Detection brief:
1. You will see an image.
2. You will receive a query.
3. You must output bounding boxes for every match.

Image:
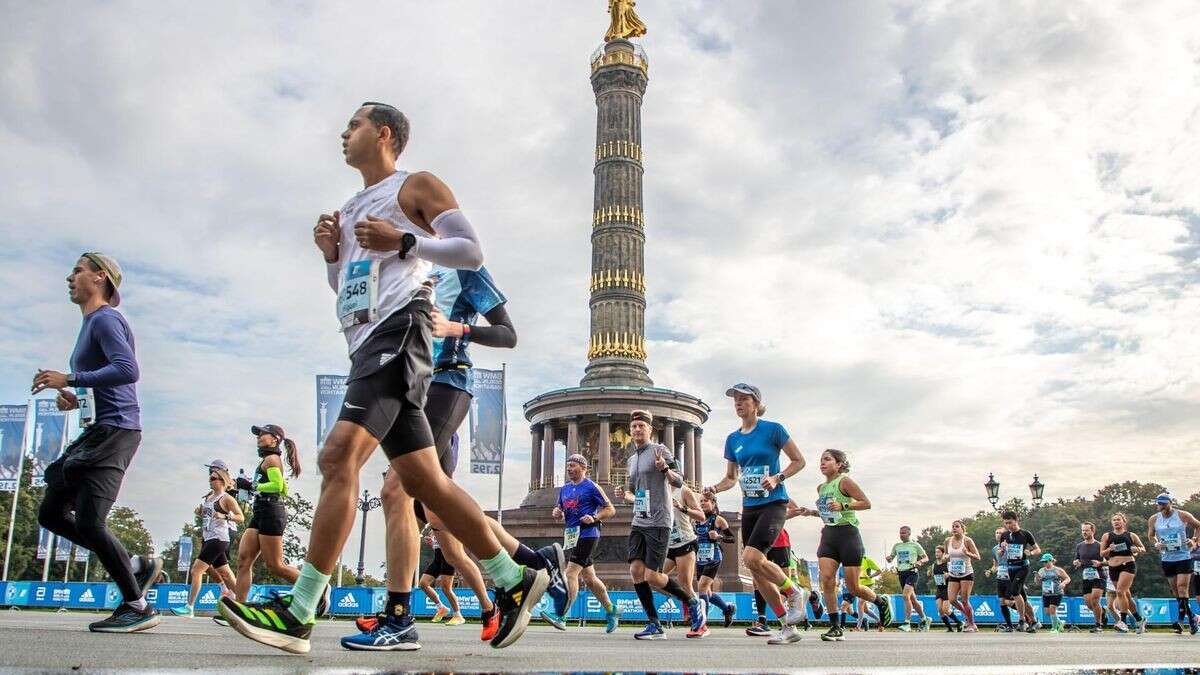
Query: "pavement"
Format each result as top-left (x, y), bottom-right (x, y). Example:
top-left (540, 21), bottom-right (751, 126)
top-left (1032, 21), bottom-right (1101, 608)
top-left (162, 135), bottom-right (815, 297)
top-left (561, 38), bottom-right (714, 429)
top-left (1, 611), bottom-right (1199, 673)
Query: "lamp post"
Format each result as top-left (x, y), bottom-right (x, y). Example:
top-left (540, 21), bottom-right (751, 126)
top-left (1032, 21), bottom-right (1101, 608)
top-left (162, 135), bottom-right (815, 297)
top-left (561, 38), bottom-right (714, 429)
top-left (984, 473), bottom-right (1046, 512)
top-left (355, 488), bottom-right (382, 586)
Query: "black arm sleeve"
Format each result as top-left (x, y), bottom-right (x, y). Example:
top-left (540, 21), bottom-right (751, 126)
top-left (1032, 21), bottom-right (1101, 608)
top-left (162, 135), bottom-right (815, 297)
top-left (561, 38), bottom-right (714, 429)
top-left (468, 304), bottom-right (517, 348)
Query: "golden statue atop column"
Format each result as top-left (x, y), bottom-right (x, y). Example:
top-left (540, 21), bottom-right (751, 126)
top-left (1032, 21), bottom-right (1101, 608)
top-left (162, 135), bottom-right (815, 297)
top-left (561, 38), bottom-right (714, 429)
top-left (605, 0), bottom-right (647, 41)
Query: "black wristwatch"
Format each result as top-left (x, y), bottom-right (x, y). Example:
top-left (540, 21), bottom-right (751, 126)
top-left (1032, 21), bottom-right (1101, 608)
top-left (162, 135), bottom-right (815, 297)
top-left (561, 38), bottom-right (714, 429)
top-left (398, 232), bottom-right (417, 259)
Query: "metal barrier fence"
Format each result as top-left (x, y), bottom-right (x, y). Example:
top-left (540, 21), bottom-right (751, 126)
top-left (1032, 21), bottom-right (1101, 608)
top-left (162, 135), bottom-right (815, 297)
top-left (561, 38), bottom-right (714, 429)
top-left (2, 580), bottom-right (1196, 625)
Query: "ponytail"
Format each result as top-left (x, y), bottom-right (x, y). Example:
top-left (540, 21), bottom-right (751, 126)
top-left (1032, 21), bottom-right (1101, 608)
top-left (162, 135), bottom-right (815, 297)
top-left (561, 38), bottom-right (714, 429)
top-left (283, 438), bottom-right (301, 478)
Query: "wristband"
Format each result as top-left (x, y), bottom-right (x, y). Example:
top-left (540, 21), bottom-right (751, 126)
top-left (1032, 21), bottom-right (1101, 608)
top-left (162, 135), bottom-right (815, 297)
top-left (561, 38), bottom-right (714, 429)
top-left (461, 323), bottom-right (471, 341)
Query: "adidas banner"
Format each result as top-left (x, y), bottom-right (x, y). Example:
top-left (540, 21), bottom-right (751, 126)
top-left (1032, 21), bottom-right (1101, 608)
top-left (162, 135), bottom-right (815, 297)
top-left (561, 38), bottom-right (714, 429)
top-left (315, 374), bottom-right (348, 447)
top-left (468, 368), bottom-right (505, 475)
top-left (0, 404), bottom-right (27, 492)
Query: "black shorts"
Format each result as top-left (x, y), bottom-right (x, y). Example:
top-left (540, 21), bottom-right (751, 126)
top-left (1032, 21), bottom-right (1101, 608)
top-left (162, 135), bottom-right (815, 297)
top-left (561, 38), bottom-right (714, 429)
top-left (198, 538), bottom-right (230, 568)
top-left (1043, 594), bottom-right (1062, 606)
top-left (1080, 578), bottom-right (1105, 594)
top-left (697, 562), bottom-right (722, 579)
top-left (936, 587), bottom-right (948, 601)
top-left (1191, 574), bottom-right (1200, 597)
top-left (337, 300), bottom-right (435, 459)
top-left (44, 425), bottom-right (140, 504)
top-left (249, 498), bottom-right (287, 537)
top-left (1003, 566), bottom-right (1029, 599)
top-left (628, 526), bottom-right (670, 572)
top-left (568, 536), bottom-right (599, 568)
top-left (1109, 561), bottom-right (1136, 582)
top-left (948, 574), bottom-right (974, 583)
top-left (426, 382), bottom-right (470, 477)
top-left (741, 501), bottom-right (787, 553)
top-left (817, 525), bottom-right (865, 566)
top-left (1162, 559), bottom-right (1192, 577)
top-left (767, 545), bottom-right (791, 569)
top-left (424, 549), bottom-right (455, 578)
top-left (667, 540), bottom-right (698, 561)
top-left (899, 570), bottom-right (919, 589)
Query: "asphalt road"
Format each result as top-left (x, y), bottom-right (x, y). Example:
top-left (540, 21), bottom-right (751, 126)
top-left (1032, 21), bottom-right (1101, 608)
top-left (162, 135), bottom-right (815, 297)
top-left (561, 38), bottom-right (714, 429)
top-left (1, 610), bottom-right (1199, 673)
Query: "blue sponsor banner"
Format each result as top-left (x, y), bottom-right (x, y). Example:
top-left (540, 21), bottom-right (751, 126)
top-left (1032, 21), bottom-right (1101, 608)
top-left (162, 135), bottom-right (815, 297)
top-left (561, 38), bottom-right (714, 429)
top-left (30, 399), bottom-right (67, 488)
top-left (177, 537), bottom-right (193, 572)
top-left (37, 528), bottom-right (53, 560)
top-left (468, 369), bottom-right (504, 474)
top-left (193, 583), bottom-right (224, 611)
top-left (0, 404), bottom-right (27, 492)
top-left (315, 375), bottom-right (348, 447)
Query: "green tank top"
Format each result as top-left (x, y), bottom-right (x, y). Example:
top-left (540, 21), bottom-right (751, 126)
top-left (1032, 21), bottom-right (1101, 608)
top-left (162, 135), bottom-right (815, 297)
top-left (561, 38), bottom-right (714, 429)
top-left (816, 473), bottom-right (858, 527)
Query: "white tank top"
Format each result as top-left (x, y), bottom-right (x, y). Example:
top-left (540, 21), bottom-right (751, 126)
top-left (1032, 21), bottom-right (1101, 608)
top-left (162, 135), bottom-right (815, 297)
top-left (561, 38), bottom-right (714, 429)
top-left (331, 170), bottom-right (434, 355)
top-left (201, 493), bottom-right (231, 542)
top-left (947, 536), bottom-right (973, 577)
top-left (668, 488), bottom-right (697, 547)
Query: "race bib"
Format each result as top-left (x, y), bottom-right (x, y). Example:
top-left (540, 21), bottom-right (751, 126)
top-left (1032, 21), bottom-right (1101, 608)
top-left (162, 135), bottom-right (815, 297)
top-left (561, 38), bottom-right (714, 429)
top-left (1042, 579), bottom-right (1056, 594)
top-left (1162, 530), bottom-right (1184, 552)
top-left (76, 387), bottom-right (95, 427)
top-left (564, 526), bottom-right (580, 551)
top-left (1006, 543), bottom-right (1024, 561)
top-left (996, 564), bottom-right (1009, 581)
top-left (1082, 567), bottom-right (1099, 580)
top-left (202, 516), bottom-right (212, 531)
top-left (948, 558), bottom-right (968, 576)
top-left (338, 258), bottom-right (380, 330)
top-left (897, 550), bottom-right (913, 565)
top-left (816, 496), bottom-right (836, 525)
top-left (634, 489), bottom-right (649, 517)
top-left (1111, 542), bottom-right (1128, 554)
top-left (697, 542), bottom-right (715, 564)
top-left (740, 466), bottom-right (769, 499)
top-left (1193, 560), bottom-right (1200, 575)
top-left (934, 573), bottom-right (945, 586)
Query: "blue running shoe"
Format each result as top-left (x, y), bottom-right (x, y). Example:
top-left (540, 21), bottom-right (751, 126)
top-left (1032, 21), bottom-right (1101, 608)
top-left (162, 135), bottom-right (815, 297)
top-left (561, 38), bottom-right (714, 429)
top-left (537, 544), bottom-right (570, 621)
top-left (341, 615), bottom-right (421, 651)
top-left (542, 607), bottom-right (566, 631)
top-left (634, 622), bottom-right (666, 640)
top-left (687, 597), bottom-right (708, 637)
top-left (605, 605), bottom-right (621, 634)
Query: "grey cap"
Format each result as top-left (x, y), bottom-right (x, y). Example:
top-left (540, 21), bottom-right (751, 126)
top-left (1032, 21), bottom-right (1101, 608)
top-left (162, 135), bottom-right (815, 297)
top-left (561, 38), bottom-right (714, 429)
top-left (206, 459), bottom-right (230, 472)
top-left (82, 252), bottom-right (123, 307)
top-left (566, 453), bottom-right (589, 468)
top-left (725, 383), bottom-right (762, 401)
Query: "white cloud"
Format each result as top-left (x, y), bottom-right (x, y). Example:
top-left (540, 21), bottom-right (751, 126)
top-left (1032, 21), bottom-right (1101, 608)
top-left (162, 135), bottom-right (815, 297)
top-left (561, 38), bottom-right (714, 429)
top-left (1, 0), bottom-right (1198, 570)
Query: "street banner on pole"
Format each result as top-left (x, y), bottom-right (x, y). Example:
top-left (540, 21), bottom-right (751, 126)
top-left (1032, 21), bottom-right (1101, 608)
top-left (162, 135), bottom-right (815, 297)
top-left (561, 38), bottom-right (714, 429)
top-left (315, 375), bottom-right (348, 447)
top-left (177, 536), bottom-right (193, 572)
top-left (55, 538), bottom-right (72, 562)
top-left (37, 528), bottom-right (53, 560)
top-left (74, 544), bottom-right (89, 563)
top-left (30, 399), bottom-right (67, 488)
top-left (0, 405), bottom-right (27, 492)
top-left (469, 368), bottom-right (505, 475)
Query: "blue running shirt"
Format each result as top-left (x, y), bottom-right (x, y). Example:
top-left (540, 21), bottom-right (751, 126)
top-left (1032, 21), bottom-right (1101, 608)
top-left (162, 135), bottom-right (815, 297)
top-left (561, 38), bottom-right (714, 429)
top-left (430, 266), bottom-right (506, 393)
top-left (723, 420), bottom-right (790, 508)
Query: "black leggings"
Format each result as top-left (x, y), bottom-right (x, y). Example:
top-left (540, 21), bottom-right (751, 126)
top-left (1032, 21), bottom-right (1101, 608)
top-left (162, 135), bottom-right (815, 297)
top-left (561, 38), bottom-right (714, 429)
top-left (39, 482), bottom-right (138, 601)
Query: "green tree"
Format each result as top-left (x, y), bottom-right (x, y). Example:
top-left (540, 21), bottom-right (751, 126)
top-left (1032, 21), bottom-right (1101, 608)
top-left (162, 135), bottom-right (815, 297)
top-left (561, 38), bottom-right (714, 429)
top-left (0, 462), bottom-right (43, 581)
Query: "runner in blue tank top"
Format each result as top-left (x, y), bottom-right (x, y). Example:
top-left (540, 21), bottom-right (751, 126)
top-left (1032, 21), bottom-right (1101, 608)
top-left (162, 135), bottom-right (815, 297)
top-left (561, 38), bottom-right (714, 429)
top-left (549, 454), bottom-right (619, 632)
top-left (1147, 493), bottom-right (1200, 633)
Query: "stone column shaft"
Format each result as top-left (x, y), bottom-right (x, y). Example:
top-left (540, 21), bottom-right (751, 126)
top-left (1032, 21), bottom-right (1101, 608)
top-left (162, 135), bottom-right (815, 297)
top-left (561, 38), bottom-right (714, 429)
top-left (542, 422), bottom-right (555, 485)
top-left (694, 429), bottom-right (703, 486)
top-left (530, 426), bottom-right (543, 488)
top-left (598, 416), bottom-right (612, 483)
top-left (683, 426), bottom-right (696, 486)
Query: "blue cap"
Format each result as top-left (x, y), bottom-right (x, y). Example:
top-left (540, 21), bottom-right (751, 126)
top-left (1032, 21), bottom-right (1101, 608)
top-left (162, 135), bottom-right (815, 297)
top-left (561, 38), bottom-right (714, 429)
top-left (1040, 553), bottom-right (1054, 563)
top-left (1156, 493), bottom-right (1172, 505)
top-left (725, 383), bottom-right (762, 401)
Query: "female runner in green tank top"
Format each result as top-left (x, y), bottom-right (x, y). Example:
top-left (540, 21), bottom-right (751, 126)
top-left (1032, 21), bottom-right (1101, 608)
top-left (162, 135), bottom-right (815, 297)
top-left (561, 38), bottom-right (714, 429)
top-left (794, 449), bottom-right (892, 641)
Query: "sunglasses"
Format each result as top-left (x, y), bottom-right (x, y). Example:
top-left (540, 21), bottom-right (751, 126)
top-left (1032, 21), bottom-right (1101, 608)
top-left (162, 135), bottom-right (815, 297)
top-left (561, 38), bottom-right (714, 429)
top-left (208, 473), bottom-right (220, 481)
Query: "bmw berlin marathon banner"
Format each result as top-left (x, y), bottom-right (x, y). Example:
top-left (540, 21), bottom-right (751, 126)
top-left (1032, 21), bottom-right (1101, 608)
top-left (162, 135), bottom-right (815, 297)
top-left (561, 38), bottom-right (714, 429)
top-left (469, 368), bottom-right (505, 474)
top-left (0, 404), bottom-right (27, 491)
top-left (315, 374), bottom-right (348, 447)
top-left (30, 399), bottom-right (68, 488)
top-left (177, 536), bottom-right (193, 572)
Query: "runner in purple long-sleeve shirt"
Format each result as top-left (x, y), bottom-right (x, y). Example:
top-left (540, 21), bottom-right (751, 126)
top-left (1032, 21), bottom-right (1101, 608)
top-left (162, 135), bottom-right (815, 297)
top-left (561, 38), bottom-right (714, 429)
top-left (31, 253), bottom-right (163, 633)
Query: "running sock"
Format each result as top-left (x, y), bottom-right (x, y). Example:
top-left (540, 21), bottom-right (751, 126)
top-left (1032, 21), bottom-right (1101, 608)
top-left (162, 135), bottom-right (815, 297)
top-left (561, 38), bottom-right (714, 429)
top-left (950, 613), bottom-right (962, 626)
top-left (1178, 597), bottom-right (1191, 620)
top-left (754, 590), bottom-right (767, 618)
top-left (777, 578), bottom-right (797, 597)
top-left (386, 591), bottom-right (413, 623)
top-left (511, 544), bottom-right (547, 571)
top-left (480, 550), bottom-right (525, 590)
top-left (634, 582), bottom-right (658, 622)
top-left (830, 611), bottom-right (841, 628)
top-left (1131, 608), bottom-right (1144, 622)
top-left (941, 615), bottom-right (952, 629)
top-left (1000, 604), bottom-right (1013, 627)
top-left (128, 597), bottom-right (148, 611)
top-left (706, 593), bottom-right (730, 611)
top-left (661, 579), bottom-right (693, 604)
top-left (288, 563), bottom-right (331, 624)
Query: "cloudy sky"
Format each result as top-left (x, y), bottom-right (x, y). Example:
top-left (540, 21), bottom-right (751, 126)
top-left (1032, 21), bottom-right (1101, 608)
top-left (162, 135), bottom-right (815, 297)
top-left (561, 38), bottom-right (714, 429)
top-left (2, 1), bottom-right (1198, 571)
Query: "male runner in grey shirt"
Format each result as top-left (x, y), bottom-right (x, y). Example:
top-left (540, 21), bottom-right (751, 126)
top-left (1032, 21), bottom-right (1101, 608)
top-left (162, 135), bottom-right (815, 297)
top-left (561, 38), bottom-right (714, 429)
top-left (622, 409), bottom-right (707, 639)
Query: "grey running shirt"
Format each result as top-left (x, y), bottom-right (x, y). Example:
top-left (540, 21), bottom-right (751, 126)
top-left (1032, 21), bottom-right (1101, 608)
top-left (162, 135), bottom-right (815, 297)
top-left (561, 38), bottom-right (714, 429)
top-left (626, 442), bottom-right (681, 529)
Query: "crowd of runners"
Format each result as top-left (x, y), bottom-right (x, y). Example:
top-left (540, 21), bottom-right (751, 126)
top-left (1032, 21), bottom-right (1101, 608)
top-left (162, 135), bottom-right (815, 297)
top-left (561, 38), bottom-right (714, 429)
top-left (28, 102), bottom-right (1200, 655)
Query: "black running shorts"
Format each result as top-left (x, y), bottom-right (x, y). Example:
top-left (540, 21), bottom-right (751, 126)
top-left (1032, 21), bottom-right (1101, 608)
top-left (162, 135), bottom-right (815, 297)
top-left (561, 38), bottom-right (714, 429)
top-left (667, 540), bottom-right (698, 561)
top-left (1080, 578), bottom-right (1105, 594)
top-left (766, 545), bottom-right (791, 569)
top-left (1162, 559), bottom-right (1192, 577)
top-left (741, 500), bottom-right (787, 553)
top-left (1110, 561), bottom-right (1136, 582)
top-left (1004, 566), bottom-right (1030, 598)
top-left (899, 569), bottom-right (919, 589)
top-left (198, 538), bottom-right (230, 568)
top-left (423, 549), bottom-right (455, 578)
top-left (948, 573), bottom-right (974, 583)
top-left (1043, 593), bottom-right (1062, 606)
top-left (249, 498), bottom-right (287, 537)
top-left (44, 425), bottom-right (140, 504)
top-left (628, 526), bottom-right (670, 572)
top-left (338, 300), bottom-right (435, 459)
top-left (568, 536), bottom-right (599, 568)
top-left (817, 524), bottom-right (865, 566)
top-left (1190, 574), bottom-right (1200, 598)
top-left (696, 562), bottom-right (722, 579)
top-left (936, 586), bottom-right (948, 601)
top-left (426, 382), bottom-right (470, 477)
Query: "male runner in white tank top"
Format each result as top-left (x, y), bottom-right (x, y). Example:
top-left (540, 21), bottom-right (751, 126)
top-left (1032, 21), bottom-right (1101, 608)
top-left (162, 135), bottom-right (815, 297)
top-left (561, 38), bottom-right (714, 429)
top-left (221, 103), bottom-right (547, 655)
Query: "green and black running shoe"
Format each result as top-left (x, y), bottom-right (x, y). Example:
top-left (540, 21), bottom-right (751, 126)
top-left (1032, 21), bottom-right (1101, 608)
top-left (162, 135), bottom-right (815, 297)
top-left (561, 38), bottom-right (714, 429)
top-left (219, 592), bottom-right (313, 654)
top-left (489, 566), bottom-right (549, 649)
top-left (874, 595), bottom-right (893, 627)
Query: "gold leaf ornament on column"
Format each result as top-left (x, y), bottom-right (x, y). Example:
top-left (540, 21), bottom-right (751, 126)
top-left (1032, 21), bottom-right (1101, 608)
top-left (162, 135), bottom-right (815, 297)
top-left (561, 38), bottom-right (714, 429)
top-left (605, 0), bottom-right (647, 41)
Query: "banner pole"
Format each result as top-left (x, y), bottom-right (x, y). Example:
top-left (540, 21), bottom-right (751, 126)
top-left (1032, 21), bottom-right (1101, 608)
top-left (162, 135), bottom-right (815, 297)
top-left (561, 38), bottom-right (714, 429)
top-left (2, 402), bottom-right (31, 581)
top-left (63, 546), bottom-right (70, 583)
top-left (42, 534), bottom-right (53, 582)
top-left (496, 363), bottom-right (507, 526)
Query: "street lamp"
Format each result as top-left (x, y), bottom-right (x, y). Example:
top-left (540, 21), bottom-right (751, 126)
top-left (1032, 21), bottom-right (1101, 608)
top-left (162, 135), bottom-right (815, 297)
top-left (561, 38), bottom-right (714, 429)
top-left (1028, 474), bottom-right (1045, 509)
top-left (355, 488), bottom-right (383, 586)
top-left (984, 473), bottom-right (1000, 511)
